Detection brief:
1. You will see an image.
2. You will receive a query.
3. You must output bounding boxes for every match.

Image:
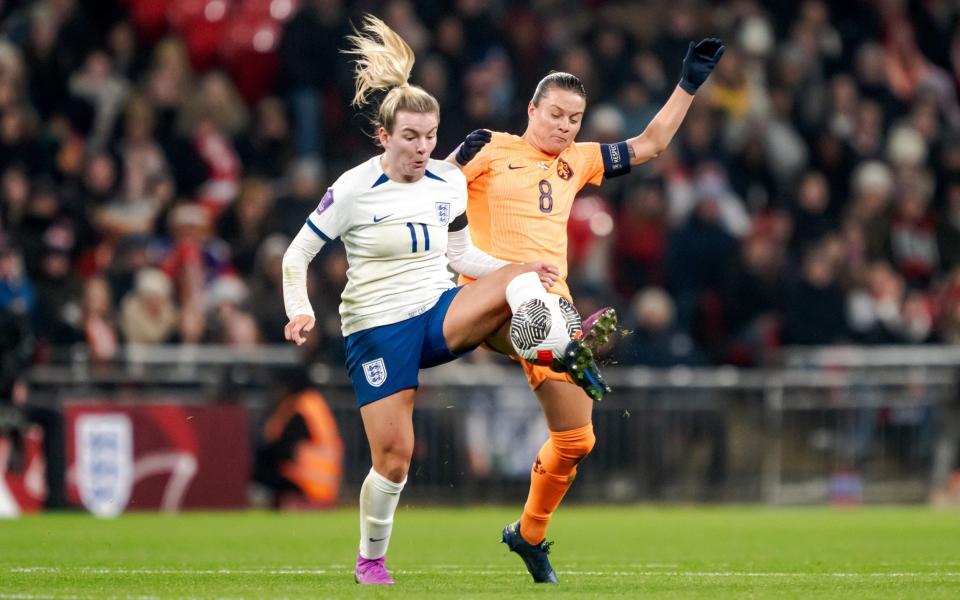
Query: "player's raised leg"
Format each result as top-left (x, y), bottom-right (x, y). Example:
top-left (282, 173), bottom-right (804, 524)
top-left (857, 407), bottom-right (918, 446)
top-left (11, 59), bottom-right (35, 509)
top-left (355, 389), bottom-right (416, 585)
top-left (442, 264), bottom-right (556, 353)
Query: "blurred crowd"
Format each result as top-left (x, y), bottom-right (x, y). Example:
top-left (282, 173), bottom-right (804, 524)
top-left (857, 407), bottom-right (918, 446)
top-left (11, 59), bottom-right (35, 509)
top-left (1, 0), bottom-right (960, 370)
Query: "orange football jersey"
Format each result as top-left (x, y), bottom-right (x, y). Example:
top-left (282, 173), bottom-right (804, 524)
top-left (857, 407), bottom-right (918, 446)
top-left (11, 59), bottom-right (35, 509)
top-left (460, 132), bottom-right (605, 299)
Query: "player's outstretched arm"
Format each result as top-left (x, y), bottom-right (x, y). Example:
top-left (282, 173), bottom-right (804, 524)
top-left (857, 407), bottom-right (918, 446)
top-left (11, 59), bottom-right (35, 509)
top-left (446, 213), bottom-right (559, 289)
top-left (282, 223), bottom-right (324, 345)
top-left (445, 129), bottom-right (492, 168)
top-left (626, 38), bottom-right (724, 166)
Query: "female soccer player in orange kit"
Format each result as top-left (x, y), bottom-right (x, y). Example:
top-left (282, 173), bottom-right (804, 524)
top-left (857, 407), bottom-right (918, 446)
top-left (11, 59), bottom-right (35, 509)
top-left (450, 38), bottom-right (725, 583)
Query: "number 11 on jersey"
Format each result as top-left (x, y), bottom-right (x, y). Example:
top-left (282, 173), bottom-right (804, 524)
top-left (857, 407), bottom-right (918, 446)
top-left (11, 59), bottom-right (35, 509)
top-left (406, 222), bottom-right (430, 252)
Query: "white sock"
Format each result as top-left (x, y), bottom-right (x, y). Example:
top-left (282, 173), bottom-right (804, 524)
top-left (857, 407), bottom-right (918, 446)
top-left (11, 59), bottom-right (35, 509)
top-left (358, 468), bottom-right (405, 560)
top-left (505, 271), bottom-right (547, 313)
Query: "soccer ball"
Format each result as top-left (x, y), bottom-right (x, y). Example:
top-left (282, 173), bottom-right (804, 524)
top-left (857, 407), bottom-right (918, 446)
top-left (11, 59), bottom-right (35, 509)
top-left (510, 294), bottom-right (582, 366)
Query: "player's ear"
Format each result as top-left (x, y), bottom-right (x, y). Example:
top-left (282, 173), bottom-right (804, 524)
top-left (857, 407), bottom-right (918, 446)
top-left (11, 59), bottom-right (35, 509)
top-left (527, 101), bottom-right (537, 120)
top-left (377, 126), bottom-right (389, 148)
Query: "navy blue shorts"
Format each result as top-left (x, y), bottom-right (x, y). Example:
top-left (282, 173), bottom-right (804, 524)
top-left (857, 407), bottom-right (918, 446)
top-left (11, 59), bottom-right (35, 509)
top-left (344, 286), bottom-right (468, 406)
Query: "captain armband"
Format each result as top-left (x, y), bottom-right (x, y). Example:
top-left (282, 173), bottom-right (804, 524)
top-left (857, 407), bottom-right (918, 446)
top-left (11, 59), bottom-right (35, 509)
top-left (600, 141), bottom-right (631, 178)
top-left (448, 212), bottom-right (469, 232)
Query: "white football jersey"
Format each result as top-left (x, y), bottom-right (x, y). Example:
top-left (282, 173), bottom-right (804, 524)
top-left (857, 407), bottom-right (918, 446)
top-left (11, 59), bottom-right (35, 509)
top-left (306, 156), bottom-right (467, 336)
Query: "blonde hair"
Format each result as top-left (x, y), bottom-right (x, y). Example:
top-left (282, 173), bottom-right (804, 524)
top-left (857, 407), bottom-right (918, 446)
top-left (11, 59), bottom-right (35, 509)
top-left (343, 15), bottom-right (439, 135)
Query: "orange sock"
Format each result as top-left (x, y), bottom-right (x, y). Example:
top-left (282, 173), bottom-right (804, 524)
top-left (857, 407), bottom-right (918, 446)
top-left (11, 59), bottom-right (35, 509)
top-left (519, 423), bottom-right (595, 545)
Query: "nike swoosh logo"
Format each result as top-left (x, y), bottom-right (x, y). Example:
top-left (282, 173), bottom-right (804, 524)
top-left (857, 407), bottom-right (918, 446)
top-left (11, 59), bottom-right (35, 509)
top-left (373, 214), bottom-right (392, 223)
top-left (508, 163), bottom-right (526, 170)
top-left (369, 537), bottom-right (387, 542)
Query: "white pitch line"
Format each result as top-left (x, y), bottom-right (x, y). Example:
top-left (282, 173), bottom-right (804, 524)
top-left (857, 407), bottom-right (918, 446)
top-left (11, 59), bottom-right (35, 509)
top-left (0, 595), bottom-right (80, 600)
top-left (0, 596), bottom-right (161, 600)
top-left (9, 567), bottom-right (328, 576)
top-left (7, 566), bottom-right (960, 578)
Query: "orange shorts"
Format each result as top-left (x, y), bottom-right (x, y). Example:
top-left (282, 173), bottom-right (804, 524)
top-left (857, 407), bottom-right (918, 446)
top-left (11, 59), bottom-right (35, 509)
top-left (478, 340), bottom-right (573, 391)
top-left (519, 358), bottom-right (574, 390)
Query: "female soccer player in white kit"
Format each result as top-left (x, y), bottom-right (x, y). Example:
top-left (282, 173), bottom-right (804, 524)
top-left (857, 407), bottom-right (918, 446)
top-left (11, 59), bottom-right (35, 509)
top-left (281, 16), bottom-right (564, 585)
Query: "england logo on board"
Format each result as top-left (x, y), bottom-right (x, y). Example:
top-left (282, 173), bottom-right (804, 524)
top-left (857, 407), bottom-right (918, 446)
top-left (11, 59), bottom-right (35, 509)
top-left (76, 414), bottom-right (134, 518)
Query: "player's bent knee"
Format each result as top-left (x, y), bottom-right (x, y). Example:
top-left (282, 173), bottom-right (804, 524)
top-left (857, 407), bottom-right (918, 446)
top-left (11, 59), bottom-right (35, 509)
top-left (376, 458), bottom-right (410, 483)
top-left (381, 464), bottom-right (409, 483)
top-left (552, 423), bottom-right (596, 462)
top-left (576, 425), bottom-right (597, 459)
top-left (373, 445), bottom-right (413, 483)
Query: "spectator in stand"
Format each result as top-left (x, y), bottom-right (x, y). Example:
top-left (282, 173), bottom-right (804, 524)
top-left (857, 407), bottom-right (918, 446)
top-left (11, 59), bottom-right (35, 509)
top-left (666, 179), bottom-right (738, 339)
top-left (237, 97), bottom-right (293, 180)
top-left (0, 243), bottom-right (33, 317)
top-left (175, 72), bottom-right (247, 216)
top-left (854, 42), bottom-right (904, 120)
top-left (846, 161), bottom-right (894, 261)
top-left (900, 290), bottom-right (937, 344)
top-left (80, 275), bottom-right (118, 362)
top-left (618, 286), bottom-right (706, 367)
top-left (92, 127), bottom-right (173, 241)
top-left (106, 20), bottom-right (139, 80)
top-left (32, 224), bottom-right (82, 345)
top-left (205, 274), bottom-right (260, 347)
top-left (21, 4), bottom-right (66, 120)
top-left (161, 203), bottom-right (232, 287)
top-left (144, 36), bottom-right (194, 147)
top-left (782, 242), bottom-right (848, 345)
top-left (159, 203), bottom-right (228, 343)
top-left (105, 233), bottom-right (152, 308)
top-left (722, 227), bottom-right (786, 363)
top-left (119, 267), bottom-right (177, 344)
top-left (217, 178), bottom-right (277, 276)
top-left (847, 260), bottom-right (907, 344)
top-left (275, 158), bottom-right (324, 238)
top-left (882, 15), bottom-right (959, 123)
top-left (613, 177), bottom-right (669, 299)
top-left (250, 234), bottom-right (289, 344)
top-left (0, 104), bottom-right (43, 177)
top-left (305, 247), bottom-right (348, 365)
top-left (937, 179), bottom-right (960, 272)
top-left (886, 172), bottom-right (939, 288)
top-left (115, 94), bottom-right (173, 213)
top-left (938, 268), bottom-right (960, 344)
top-left (791, 170), bottom-right (836, 254)
top-left (277, 0), bottom-right (348, 160)
top-left (68, 49), bottom-right (128, 154)
top-left (15, 181), bottom-right (62, 278)
top-left (0, 164), bottom-right (29, 233)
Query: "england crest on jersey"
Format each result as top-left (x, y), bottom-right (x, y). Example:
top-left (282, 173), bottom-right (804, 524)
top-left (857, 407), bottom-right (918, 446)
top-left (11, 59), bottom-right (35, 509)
top-left (362, 358), bottom-right (387, 387)
top-left (436, 202), bottom-right (450, 226)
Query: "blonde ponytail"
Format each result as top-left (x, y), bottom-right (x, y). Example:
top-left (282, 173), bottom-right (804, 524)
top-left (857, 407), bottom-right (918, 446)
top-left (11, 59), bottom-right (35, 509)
top-left (343, 14), bottom-right (439, 135)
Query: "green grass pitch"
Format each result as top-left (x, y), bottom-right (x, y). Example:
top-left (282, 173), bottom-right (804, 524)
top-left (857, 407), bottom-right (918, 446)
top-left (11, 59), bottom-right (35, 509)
top-left (2, 506), bottom-right (959, 598)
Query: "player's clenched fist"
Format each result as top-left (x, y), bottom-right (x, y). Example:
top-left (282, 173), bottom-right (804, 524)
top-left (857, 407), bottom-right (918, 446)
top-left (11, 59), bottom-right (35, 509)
top-left (679, 37), bottom-right (725, 94)
top-left (284, 314), bottom-right (315, 346)
top-left (455, 129), bottom-right (492, 166)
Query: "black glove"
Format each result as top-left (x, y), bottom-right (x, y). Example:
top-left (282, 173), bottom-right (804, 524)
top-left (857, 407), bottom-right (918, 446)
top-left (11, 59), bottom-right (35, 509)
top-left (679, 38), bottom-right (725, 94)
top-left (455, 129), bottom-right (492, 166)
